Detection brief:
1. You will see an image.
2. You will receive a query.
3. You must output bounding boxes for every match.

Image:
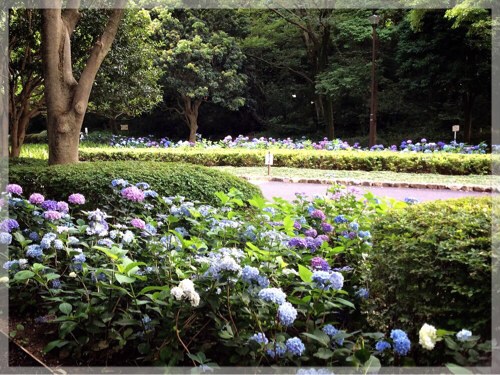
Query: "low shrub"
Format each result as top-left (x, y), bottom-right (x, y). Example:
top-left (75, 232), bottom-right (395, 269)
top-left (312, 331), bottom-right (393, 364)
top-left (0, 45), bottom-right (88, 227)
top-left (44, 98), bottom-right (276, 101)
top-left (363, 197), bottom-right (491, 341)
top-left (8, 159), bottom-right (262, 208)
top-left (78, 148), bottom-right (492, 175)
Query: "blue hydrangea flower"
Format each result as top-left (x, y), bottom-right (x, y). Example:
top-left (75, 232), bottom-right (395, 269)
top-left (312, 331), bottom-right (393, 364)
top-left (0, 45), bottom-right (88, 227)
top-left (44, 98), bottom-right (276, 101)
top-left (111, 179), bottom-right (128, 187)
top-left (322, 324), bottom-right (344, 346)
top-left (258, 287), bottom-right (286, 305)
top-left (53, 239), bottom-right (64, 250)
top-left (278, 302), bottom-right (298, 326)
top-left (73, 253), bottom-right (86, 263)
top-left (358, 230), bottom-right (371, 239)
top-left (404, 197), bottom-right (419, 205)
top-left (136, 182), bottom-right (150, 190)
top-left (249, 332), bottom-right (269, 345)
top-left (29, 232), bottom-right (39, 241)
top-left (3, 260), bottom-right (19, 270)
top-left (456, 329), bottom-right (472, 342)
top-left (286, 337), bottom-right (305, 356)
top-left (266, 343), bottom-right (286, 358)
top-left (242, 265), bottom-right (260, 284)
top-left (312, 271), bottom-right (344, 290)
top-left (97, 238), bottom-right (114, 248)
top-left (0, 232), bottom-right (12, 245)
top-left (390, 329), bottom-right (411, 356)
top-left (375, 340), bottom-right (391, 352)
top-left (26, 245), bottom-right (43, 258)
top-left (355, 288), bottom-right (369, 299)
top-left (334, 215), bottom-right (348, 224)
top-left (122, 230), bottom-right (134, 244)
top-left (51, 279), bottom-right (61, 289)
top-left (174, 226), bottom-right (189, 238)
top-left (349, 222), bottom-right (359, 231)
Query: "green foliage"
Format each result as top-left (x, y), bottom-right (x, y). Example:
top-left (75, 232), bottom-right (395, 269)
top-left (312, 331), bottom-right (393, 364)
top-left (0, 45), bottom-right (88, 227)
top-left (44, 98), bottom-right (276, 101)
top-left (77, 148), bottom-right (492, 175)
top-left (8, 159), bottom-right (262, 207)
top-left (363, 197), bottom-right (491, 340)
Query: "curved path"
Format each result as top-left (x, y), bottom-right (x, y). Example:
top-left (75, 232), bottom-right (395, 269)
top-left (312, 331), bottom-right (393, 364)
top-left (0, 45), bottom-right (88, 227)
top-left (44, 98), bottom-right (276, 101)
top-left (250, 180), bottom-right (492, 202)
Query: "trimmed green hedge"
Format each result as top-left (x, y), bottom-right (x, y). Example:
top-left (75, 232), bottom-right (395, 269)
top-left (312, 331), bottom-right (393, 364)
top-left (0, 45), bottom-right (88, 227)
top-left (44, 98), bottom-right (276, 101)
top-left (363, 197), bottom-right (491, 339)
top-left (8, 159), bottom-right (262, 207)
top-left (78, 147), bottom-right (492, 175)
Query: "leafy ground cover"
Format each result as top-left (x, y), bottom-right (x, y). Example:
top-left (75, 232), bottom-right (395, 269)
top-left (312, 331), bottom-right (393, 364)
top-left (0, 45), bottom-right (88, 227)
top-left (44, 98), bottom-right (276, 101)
top-left (213, 167), bottom-right (493, 187)
top-left (1, 181), bottom-right (492, 370)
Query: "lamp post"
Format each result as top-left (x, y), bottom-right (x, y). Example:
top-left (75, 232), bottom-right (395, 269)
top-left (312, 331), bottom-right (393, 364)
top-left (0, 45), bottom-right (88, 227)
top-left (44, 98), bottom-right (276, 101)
top-left (368, 14), bottom-right (380, 148)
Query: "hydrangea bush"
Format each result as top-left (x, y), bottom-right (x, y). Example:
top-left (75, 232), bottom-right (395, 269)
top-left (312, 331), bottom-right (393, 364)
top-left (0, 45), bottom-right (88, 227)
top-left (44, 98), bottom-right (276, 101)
top-left (1, 182), bottom-right (491, 369)
top-left (84, 133), bottom-right (489, 154)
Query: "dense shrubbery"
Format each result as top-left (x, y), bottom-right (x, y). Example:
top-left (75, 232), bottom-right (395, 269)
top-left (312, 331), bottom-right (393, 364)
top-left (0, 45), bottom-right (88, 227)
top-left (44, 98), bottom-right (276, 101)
top-left (78, 148), bottom-right (492, 175)
top-left (363, 197), bottom-right (491, 344)
top-left (8, 159), bottom-right (262, 208)
top-left (1, 182), bottom-right (491, 369)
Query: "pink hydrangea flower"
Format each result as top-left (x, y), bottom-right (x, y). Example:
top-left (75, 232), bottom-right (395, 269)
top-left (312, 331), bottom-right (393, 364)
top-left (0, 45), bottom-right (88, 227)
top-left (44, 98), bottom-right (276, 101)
top-left (43, 210), bottom-right (63, 221)
top-left (6, 184), bottom-right (22, 195)
top-left (68, 193), bottom-right (85, 205)
top-left (130, 218), bottom-right (146, 230)
top-left (121, 186), bottom-right (145, 202)
top-left (29, 193), bottom-right (45, 205)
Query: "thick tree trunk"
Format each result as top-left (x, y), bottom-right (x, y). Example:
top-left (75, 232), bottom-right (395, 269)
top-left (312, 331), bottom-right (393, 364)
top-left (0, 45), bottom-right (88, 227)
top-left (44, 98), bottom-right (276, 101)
top-left (182, 95), bottom-right (202, 143)
top-left (41, 0), bottom-right (125, 165)
top-left (9, 115), bottom-right (30, 158)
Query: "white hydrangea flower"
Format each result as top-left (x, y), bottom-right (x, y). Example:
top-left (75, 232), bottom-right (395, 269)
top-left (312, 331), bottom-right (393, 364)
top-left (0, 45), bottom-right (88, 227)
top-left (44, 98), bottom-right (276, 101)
top-left (170, 286), bottom-right (184, 300)
top-left (69, 272), bottom-right (77, 278)
top-left (419, 323), bottom-right (437, 350)
top-left (179, 279), bottom-right (195, 292)
top-left (184, 289), bottom-right (200, 307)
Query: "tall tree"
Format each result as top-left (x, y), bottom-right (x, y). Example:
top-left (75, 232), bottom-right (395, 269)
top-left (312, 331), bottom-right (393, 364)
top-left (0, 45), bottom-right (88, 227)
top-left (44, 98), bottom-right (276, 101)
top-left (41, 0), bottom-right (125, 165)
top-left (8, 9), bottom-right (44, 157)
top-left (156, 10), bottom-right (246, 142)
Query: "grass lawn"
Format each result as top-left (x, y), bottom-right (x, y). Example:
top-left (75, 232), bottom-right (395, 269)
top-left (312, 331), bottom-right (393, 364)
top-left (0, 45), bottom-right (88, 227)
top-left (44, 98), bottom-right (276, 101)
top-left (213, 166), bottom-right (494, 187)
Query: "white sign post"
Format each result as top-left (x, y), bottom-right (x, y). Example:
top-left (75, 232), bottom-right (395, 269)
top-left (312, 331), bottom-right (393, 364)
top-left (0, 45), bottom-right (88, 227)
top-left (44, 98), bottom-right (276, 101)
top-left (452, 125), bottom-right (460, 142)
top-left (84, 127), bottom-right (88, 135)
top-left (265, 151), bottom-right (274, 176)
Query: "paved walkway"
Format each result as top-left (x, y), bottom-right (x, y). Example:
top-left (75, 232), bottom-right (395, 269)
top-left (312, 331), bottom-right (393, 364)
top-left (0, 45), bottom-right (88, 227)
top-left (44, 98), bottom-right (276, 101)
top-left (250, 180), bottom-right (492, 202)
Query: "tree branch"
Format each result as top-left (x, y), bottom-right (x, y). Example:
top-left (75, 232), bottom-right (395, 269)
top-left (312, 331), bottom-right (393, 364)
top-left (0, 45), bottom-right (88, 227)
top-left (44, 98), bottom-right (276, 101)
top-left (73, 0), bottom-right (126, 116)
top-left (62, 0), bottom-right (81, 35)
top-left (247, 53), bottom-right (313, 84)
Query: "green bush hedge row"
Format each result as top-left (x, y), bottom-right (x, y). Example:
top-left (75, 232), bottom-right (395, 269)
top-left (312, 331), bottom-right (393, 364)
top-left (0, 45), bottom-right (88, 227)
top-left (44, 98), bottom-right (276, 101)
top-left (8, 159), bottom-right (262, 208)
top-left (363, 197), bottom-right (491, 340)
top-left (78, 147), bottom-right (492, 175)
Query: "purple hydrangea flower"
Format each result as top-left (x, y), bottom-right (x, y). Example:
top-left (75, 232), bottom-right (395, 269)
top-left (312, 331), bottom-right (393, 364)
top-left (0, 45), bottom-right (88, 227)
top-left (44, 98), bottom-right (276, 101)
top-left (56, 201), bottom-right (69, 213)
top-left (1, 219), bottom-right (19, 232)
top-left (130, 218), bottom-right (146, 230)
top-left (68, 193), bottom-right (85, 205)
top-left (289, 237), bottom-right (307, 248)
top-left (121, 186), bottom-right (145, 202)
top-left (293, 221), bottom-right (302, 230)
top-left (304, 228), bottom-right (317, 237)
top-left (6, 184), bottom-right (23, 195)
top-left (311, 257), bottom-right (330, 271)
top-left (43, 210), bottom-right (63, 221)
top-left (29, 193), bottom-right (45, 205)
top-left (321, 222), bottom-right (333, 233)
top-left (41, 200), bottom-right (58, 211)
top-left (311, 209), bottom-right (326, 220)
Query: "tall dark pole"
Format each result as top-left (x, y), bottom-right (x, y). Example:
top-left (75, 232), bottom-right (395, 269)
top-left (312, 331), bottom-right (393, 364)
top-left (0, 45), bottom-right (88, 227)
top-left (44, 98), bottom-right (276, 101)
top-left (369, 14), bottom-right (380, 148)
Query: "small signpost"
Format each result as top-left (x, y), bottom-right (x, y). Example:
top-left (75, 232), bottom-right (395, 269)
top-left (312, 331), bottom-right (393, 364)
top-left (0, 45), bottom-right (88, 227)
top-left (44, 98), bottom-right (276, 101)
top-left (84, 127), bottom-right (88, 135)
top-left (452, 125), bottom-right (460, 142)
top-left (120, 124), bottom-right (129, 131)
top-left (265, 151), bottom-right (274, 176)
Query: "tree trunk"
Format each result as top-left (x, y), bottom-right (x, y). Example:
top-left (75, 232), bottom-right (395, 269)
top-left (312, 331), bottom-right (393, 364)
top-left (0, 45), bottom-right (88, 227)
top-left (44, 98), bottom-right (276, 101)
top-left (463, 93), bottom-right (475, 143)
top-left (9, 115), bottom-right (30, 158)
top-left (41, 0), bottom-right (125, 165)
top-left (182, 95), bottom-right (202, 143)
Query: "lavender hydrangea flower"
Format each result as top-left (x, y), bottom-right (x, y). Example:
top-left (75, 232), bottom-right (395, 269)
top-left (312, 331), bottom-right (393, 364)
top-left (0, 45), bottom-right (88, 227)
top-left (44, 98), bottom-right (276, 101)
top-left (286, 337), bottom-right (305, 357)
top-left (311, 257), bottom-right (330, 271)
top-left (121, 186), bottom-right (145, 202)
top-left (43, 210), bottom-right (63, 221)
top-left (311, 210), bottom-right (326, 220)
top-left (293, 221), bottom-right (302, 230)
top-left (289, 237), bottom-right (307, 248)
top-left (258, 287), bottom-right (286, 305)
top-left (68, 193), bottom-right (85, 205)
top-left (1, 219), bottom-right (19, 232)
top-left (56, 201), bottom-right (69, 213)
top-left (6, 184), bottom-right (23, 195)
top-left (355, 288), bottom-right (369, 299)
top-left (130, 218), bottom-right (146, 230)
top-left (390, 329), bottom-right (411, 356)
top-left (29, 193), bottom-right (45, 205)
top-left (321, 222), bottom-right (333, 233)
top-left (249, 332), bottom-right (269, 345)
top-left (304, 228), bottom-right (317, 237)
top-left (278, 302), bottom-right (298, 326)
